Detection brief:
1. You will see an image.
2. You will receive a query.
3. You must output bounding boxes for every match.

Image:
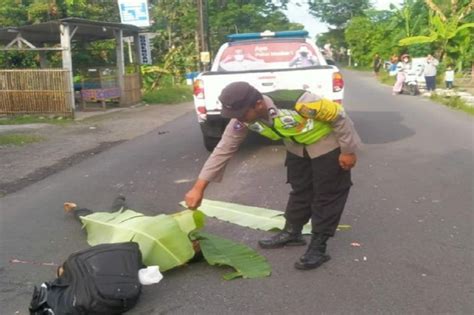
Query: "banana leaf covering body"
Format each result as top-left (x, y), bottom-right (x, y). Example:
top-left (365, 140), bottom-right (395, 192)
top-left (80, 210), bottom-right (199, 272)
top-left (79, 208), bottom-right (271, 279)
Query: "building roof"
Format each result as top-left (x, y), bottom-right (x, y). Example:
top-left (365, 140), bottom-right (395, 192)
top-left (0, 18), bottom-right (143, 45)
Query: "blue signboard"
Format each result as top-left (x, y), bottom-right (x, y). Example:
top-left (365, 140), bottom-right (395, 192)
top-left (118, 0), bottom-right (150, 27)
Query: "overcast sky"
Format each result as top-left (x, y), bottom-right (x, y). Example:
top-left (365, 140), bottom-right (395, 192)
top-left (283, 0), bottom-right (401, 39)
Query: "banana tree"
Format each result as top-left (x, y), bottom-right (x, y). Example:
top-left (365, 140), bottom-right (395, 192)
top-left (445, 29), bottom-right (472, 71)
top-left (140, 65), bottom-right (170, 91)
top-left (399, 0), bottom-right (474, 61)
top-left (141, 42), bottom-right (196, 90)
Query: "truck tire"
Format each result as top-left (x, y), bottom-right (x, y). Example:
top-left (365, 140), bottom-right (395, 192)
top-left (203, 135), bottom-right (221, 152)
top-left (200, 120), bottom-right (227, 152)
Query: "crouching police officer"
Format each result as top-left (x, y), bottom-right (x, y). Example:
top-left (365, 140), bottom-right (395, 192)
top-left (185, 81), bottom-right (361, 270)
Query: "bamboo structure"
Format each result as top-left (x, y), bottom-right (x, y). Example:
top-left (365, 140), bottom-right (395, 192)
top-left (1, 19), bottom-right (144, 116)
top-left (122, 73), bottom-right (141, 106)
top-left (0, 69), bottom-right (73, 116)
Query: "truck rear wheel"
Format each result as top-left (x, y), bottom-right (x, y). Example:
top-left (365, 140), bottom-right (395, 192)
top-left (200, 120), bottom-right (227, 152)
top-left (203, 135), bottom-right (221, 152)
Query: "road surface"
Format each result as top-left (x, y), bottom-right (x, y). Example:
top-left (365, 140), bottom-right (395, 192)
top-left (1, 70), bottom-right (472, 314)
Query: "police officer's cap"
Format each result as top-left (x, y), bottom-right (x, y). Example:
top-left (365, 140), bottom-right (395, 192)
top-left (219, 82), bottom-right (262, 119)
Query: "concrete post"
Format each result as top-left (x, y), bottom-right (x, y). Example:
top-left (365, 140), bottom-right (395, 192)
top-left (115, 29), bottom-right (125, 106)
top-left (38, 50), bottom-right (49, 69)
top-left (60, 23), bottom-right (75, 116)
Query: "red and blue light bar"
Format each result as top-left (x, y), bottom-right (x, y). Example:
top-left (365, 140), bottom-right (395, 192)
top-left (227, 30), bottom-right (309, 41)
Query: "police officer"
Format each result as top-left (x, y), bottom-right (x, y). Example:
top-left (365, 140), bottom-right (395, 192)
top-left (185, 81), bottom-right (361, 270)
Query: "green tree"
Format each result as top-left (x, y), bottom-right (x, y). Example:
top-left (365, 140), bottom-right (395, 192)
top-left (316, 28), bottom-right (345, 50)
top-left (0, 0), bottom-right (304, 86)
top-left (147, 0), bottom-right (200, 84)
top-left (388, 0), bottom-right (428, 38)
top-left (0, 0), bottom-right (119, 26)
top-left (382, 1), bottom-right (432, 58)
top-left (207, 0), bottom-right (295, 54)
top-left (308, 0), bottom-right (372, 29)
top-left (0, 0), bottom-right (122, 69)
top-left (147, 0), bottom-right (299, 86)
top-left (0, 0), bottom-right (31, 26)
top-left (444, 28), bottom-right (473, 71)
top-left (344, 16), bottom-right (381, 66)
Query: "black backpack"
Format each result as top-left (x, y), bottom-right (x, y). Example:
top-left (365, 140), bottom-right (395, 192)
top-left (29, 242), bottom-right (143, 315)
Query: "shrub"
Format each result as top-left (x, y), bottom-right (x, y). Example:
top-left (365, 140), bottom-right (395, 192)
top-left (142, 85), bottom-right (193, 104)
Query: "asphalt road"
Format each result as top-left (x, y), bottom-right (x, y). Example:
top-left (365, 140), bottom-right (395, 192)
top-left (1, 70), bottom-right (473, 314)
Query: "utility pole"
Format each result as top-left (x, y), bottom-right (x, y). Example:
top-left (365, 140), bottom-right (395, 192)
top-left (197, 0), bottom-right (206, 51)
top-left (204, 0), bottom-right (211, 55)
top-left (197, 0), bottom-right (210, 70)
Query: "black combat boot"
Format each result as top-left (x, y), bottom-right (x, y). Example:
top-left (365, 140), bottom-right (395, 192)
top-left (258, 222), bottom-right (306, 249)
top-left (294, 233), bottom-right (331, 270)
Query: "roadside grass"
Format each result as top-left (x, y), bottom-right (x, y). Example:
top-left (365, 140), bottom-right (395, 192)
top-left (369, 68), bottom-right (473, 115)
top-left (430, 93), bottom-right (474, 115)
top-left (0, 133), bottom-right (44, 146)
top-left (0, 115), bottom-right (72, 125)
top-left (378, 71), bottom-right (396, 86)
top-left (143, 85), bottom-right (193, 104)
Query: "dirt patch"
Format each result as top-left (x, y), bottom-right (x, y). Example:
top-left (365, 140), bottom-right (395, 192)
top-left (0, 103), bottom-right (194, 197)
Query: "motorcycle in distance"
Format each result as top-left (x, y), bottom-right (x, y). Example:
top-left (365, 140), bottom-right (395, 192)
top-left (401, 69), bottom-right (420, 96)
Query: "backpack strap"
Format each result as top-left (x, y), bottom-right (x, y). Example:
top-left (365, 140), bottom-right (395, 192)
top-left (29, 283), bottom-right (55, 315)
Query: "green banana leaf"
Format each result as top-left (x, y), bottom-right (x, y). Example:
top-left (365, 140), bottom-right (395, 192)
top-left (455, 23), bottom-right (474, 35)
top-left (399, 35), bottom-right (437, 46)
top-left (184, 199), bottom-right (287, 230)
top-left (80, 209), bottom-right (196, 271)
top-left (171, 210), bottom-right (206, 235)
top-left (181, 199), bottom-right (351, 234)
top-left (194, 231), bottom-right (271, 280)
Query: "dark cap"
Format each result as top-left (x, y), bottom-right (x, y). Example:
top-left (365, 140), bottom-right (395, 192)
top-left (219, 82), bottom-right (262, 119)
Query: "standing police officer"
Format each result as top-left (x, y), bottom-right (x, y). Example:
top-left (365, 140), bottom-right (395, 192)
top-left (185, 81), bottom-right (361, 270)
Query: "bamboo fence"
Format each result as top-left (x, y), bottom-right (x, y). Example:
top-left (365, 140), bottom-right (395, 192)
top-left (0, 69), bottom-right (73, 116)
top-left (122, 73), bottom-right (141, 106)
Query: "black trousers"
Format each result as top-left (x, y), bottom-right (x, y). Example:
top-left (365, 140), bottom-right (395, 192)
top-left (425, 76), bottom-right (436, 91)
top-left (72, 196), bottom-right (128, 222)
top-left (284, 148), bottom-right (352, 236)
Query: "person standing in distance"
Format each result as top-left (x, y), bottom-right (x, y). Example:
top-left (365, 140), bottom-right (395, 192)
top-left (444, 64), bottom-right (455, 89)
top-left (185, 82), bottom-right (361, 270)
top-left (393, 54), bottom-right (411, 95)
top-left (373, 53), bottom-right (382, 77)
top-left (422, 54), bottom-right (439, 92)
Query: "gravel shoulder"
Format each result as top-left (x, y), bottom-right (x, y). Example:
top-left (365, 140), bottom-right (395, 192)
top-left (0, 103), bottom-right (194, 196)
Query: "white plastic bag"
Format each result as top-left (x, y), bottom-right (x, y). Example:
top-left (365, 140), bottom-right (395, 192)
top-left (138, 266), bottom-right (163, 285)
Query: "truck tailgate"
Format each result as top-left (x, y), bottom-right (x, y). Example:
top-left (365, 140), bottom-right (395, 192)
top-left (199, 67), bottom-right (337, 111)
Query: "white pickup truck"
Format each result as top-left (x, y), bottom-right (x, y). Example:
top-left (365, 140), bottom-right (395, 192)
top-left (193, 30), bottom-right (344, 151)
